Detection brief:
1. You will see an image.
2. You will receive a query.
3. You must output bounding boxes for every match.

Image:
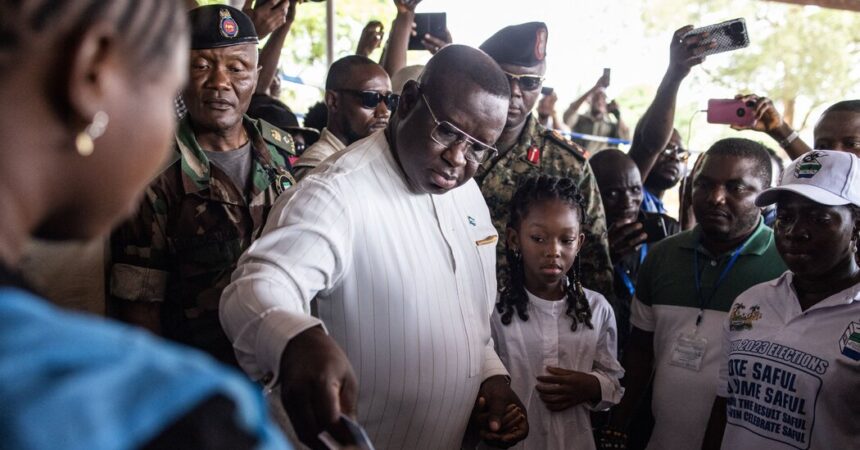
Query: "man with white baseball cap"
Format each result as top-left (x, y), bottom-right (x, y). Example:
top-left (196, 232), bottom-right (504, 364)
top-left (703, 150), bottom-right (860, 450)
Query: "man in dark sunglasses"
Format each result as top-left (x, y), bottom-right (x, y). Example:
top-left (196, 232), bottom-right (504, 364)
top-left (475, 22), bottom-right (616, 301)
top-left (293, 55), bottom-right (393, 179)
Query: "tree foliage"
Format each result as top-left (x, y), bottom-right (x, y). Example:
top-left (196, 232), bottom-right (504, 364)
top-left (642, 0), bottom-right (860, 128)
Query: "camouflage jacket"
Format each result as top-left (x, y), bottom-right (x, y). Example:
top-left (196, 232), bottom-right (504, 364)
top-left (475, 114), bottom-right (615, 299)
top-left (110, 115), bottom-right (296, 365)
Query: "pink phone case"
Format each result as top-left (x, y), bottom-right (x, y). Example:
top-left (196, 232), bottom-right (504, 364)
top-left (707, 99), bottom-right (755, 126)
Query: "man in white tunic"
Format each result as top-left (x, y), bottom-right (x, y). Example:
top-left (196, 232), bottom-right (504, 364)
top-left (220, 45), bottom-right (528, 450)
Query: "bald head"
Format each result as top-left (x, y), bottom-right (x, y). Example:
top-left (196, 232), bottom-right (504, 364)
top-left (391, 45), bottom-right (510, 194)
top-left (325, 55), bottom-right (385, 90)
top-left (590, 149), bottom-right (643, 223)
top-left (814, 100), bottom-right (860, 155)
top-left (419, 45), bottom-right (511, 101)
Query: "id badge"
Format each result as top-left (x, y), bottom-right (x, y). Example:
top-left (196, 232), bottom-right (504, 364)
top-left (669, 332), bottom-right (708, 371)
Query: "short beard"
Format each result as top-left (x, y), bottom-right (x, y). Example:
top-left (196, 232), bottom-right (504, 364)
top-left (645, 174), bottom-right (680, 192)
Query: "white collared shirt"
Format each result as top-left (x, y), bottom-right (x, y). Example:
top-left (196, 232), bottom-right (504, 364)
top-left (717, 271), bottom-right (860, 450)
top-left (220, 131), bottom-right (507, 450)
top-left (490, 288), bottom-right (624, 450)
top-left (292, 127), bottom-right (346, 180)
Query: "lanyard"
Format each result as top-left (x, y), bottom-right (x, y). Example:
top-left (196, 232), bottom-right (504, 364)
top-left (616, 243), bottom-right (648, 297)
top-left (692, 237), bottom-right (752, 327)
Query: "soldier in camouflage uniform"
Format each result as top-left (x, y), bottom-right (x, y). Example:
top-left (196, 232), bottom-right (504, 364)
top-left (476, 22), bottom-right (615, 298)
top-left (110, 5), bottom-right (295, 366)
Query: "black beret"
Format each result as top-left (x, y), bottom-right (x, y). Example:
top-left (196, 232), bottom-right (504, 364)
top-left (247, 95), bottom-right (320, 142)
top-left (188, 5), bottom-right (258, 50)
top-left (479, 22), bottom-right (548, 67)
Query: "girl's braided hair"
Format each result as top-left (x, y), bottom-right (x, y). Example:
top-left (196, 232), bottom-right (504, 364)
top-left (497, 175), bottom-right (593, 331)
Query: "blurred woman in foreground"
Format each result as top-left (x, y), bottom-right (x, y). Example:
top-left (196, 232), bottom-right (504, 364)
top-left (0, 1), bottom-right (288, 448)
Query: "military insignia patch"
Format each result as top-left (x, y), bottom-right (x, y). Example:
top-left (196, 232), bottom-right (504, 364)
top-left (795, 151), bottom-right (824, 179)
top-left (729, 303), bottom-right (762, 331)
top-left (468, 216), bottom-right (476, 226)
top-left (839, 321), bottom-right (860, 361)
top-left (271, 129), bottom-right (283, 144)
top-left (526, 144), bottom-right (541, 165)
top-left (219, 8), bottom-right (239, 38)
top-left (276, 173), bottom-right (292, 193)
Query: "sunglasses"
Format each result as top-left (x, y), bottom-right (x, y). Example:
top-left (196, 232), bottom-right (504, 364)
top-left (502, 71), bottom-right (545, 91)
top-left (662, 144), bottom-right (691, 162)
top-left (338, 89), bottom-right (399, 111)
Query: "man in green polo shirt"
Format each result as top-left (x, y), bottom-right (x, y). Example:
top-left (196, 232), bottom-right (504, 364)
top-left (604, 138), bottom-right (786, 450)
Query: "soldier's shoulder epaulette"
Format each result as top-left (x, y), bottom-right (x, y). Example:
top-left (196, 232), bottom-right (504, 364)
top-left (255, 118), bottom-right (296, 155)
top-left (542, 129), bottom-right (587, 161)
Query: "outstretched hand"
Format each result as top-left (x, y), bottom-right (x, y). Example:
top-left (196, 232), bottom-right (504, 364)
top-left (394, 0), bottom-right (422, 14)
top-left (668, 24), bottom-right (715, 79)
top-left (243, 0), bottom-right (290, 39)
top-left (279, 326), bottom-right (359, 449)
top-left (356, 21), bottom-right (385, 57)
top-left (471, 375), bottom-right (529, 448)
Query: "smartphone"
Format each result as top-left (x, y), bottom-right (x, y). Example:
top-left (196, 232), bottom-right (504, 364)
top-left (603, 68), bottom-right (611, 84)
top-left (409, 12), bottom-right (447, 51)
top-left (682, 18), bottom-right (749, 57)
top-left (707, 98), bottom-right (755, 126)
top-left (318, 414), bottom-right (376, 450)
top-left (640, 212), bottom-right (669, 244)
top-left (541, 86), bottom-right (554, 96)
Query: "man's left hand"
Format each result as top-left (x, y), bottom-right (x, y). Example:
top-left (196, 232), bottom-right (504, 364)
top-left (472, 375), bottom-right (528, 448)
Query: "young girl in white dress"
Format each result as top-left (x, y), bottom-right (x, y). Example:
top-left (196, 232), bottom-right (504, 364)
top-left (492, 175), bottom-right (624, 450)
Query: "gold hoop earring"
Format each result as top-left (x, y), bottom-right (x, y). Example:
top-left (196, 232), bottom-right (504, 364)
top-left (75, 111), bottom-right (109, 157)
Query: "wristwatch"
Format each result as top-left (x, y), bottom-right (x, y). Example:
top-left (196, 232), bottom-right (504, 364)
top-left (778, 130), bottom-right (799, 149)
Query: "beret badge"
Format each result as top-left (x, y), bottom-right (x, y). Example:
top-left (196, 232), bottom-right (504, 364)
top-left (219, 8), bottom-right (239, 39)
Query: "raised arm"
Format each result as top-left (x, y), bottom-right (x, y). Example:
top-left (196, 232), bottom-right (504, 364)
top-left (562, 74), bottom-right (608, 126)
top-left (729, 93), bottom-right (811, 160)
top-left (380, 0), bottom-right (420, 76)
top-left (242, 0), bottom-right (289, 40)
top-left (629, 25), bottom-right (712, 179)
top-left (356, 20), bottom-right (385, 58)
top-left (255, 0), bottom-right (298, 96)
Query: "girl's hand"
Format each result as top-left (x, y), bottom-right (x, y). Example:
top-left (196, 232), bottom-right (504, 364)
top-left (535, 366), bottom-right (601, 411)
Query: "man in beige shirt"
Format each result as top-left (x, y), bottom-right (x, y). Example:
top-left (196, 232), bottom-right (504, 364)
top-left (293, 55), bottom-right (395, 179)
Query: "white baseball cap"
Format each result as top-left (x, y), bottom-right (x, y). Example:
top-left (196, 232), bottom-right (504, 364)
top-left (756, 150), bottom-right (860, 207)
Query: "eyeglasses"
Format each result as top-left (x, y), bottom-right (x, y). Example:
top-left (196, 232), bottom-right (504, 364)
top-left (422, 93), bottom-right (498, 164)
top-left (502, 71), bottom-right (545, 91)
top-left (662, 143), bottom-right (691, 162)
top-left (338, 89), bottom-right (399, 112)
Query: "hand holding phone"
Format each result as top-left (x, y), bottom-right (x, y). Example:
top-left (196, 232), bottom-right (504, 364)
top-left (409, 12), bottom-right (447, 51)
top-left (707, 98), bottom-right (756, 127)
top-left (608, 219), bottom-right (647, 261)
top-left (640, 213), bottom-right (670, 244)
top-left (682, 18), bottom-right (749, 58)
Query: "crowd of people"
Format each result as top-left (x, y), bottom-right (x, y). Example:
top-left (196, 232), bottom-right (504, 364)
top-left (1, 0), bottom-right (859, 449)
